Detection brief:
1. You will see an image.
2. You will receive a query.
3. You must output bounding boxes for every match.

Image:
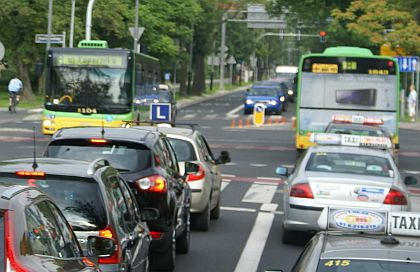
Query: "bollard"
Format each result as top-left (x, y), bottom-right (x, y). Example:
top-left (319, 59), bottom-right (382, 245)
top-left (246, 119), bottom-right (251, 128)
top-left (291, 116), bottom-right (296, 128)
top-left (238, 119), bottom-right (243, 128)
top-left (230, 119), bottom-right (235, 128)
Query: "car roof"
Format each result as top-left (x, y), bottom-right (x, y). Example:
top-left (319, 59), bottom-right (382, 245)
top-left (308, 145), bottom-right (390, 157)
top-left (52, 127), bottom-right (160, 146)
top-left (328, 122), bottom-right (385, 131)
top-left (0, 158), bottom-right (94, 178)
top-left (133, 125), bottom-right (196, 138)
top-left (319, 232), bottom-right (420, 261)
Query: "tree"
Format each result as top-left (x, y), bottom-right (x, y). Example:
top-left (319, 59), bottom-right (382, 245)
top-left (330, 0), bottom-right (420, 55)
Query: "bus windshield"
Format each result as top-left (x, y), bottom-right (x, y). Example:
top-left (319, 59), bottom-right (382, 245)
top-left (46, 66), bottom-right (132, 114)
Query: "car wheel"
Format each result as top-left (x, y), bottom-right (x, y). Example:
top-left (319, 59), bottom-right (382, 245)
top-left (192, 203), bottom-right (210, 231)
top-left (149, 227), bottom-right (176, 271)
top-left (281, 224), bottom-right (296, 244)
top-left (210, 196), bottom-right (221, 220)
top-left (176, 208), bottom-right (190, 254)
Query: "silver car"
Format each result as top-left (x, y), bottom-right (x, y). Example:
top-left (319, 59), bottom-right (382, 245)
top-left (135, 125), bottom-right (230, 231)
top-left (276, 144), bottom-right (417, 243)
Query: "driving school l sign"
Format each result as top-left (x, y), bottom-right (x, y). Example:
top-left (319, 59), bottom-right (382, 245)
top-left (150, 103), bottom-right (171, 122)
top-left (253, 103), bottom-right (265, 126)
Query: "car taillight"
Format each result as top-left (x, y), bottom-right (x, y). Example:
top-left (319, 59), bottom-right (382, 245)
top-left (134, 175), bottom-right (167, 193)
top-left (384, 189), bottom-right (407, 205)
top-left (98, 226), bottom-right (121, 264)
top-left (150, 231), bottom-right (162, 239)
top-left (187, 164), bottom-right (205, 182)
top-left (5, 211), bottom-right (28, 272)
top-left (290, 183), bottom-right (314, 199)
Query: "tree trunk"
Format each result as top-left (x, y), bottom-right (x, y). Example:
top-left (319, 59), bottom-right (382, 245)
top-left (192, 54), bottom-right (205, 95)
top-left (179, 60), bottom-right (188, 97)
top-left (17, 59), bottom-right (35, 101)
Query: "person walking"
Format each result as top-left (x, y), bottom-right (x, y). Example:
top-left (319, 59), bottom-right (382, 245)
top-left (7, 76), bottom-right (23, 113)
top-left (408, 84), bottom-right (417, 122)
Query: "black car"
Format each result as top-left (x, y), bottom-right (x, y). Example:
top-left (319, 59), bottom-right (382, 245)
top-left (0, 183), bottom-right (114, 272)
top-left (44, 127), bottom-right (192, 271)
top-left (0, 158), bottom-right (155, 272)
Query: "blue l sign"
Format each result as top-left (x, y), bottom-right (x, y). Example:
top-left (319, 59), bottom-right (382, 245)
top-left (150, 103), bottom-right (171, 122)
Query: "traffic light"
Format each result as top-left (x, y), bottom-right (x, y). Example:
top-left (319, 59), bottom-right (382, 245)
top-left (319, 31), bottom-right (327, 43)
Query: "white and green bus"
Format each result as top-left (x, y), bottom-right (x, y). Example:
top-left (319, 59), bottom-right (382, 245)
top-left (42, 40), bottom-right (160, 135)
top-left (295, 46), bottom-right (400, 151)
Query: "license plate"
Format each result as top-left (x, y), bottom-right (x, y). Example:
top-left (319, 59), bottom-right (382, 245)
top-left (341, 135), bottom-right (360, 146)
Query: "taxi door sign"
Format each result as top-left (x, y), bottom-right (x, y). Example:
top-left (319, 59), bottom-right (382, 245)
top-left (253, 103), bottom-right (265, 126)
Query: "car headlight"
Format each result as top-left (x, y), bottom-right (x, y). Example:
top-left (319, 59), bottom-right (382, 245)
top-left (153, 99), bottom-right (159, 103)
top-left (288, 90), bottom-right (293, 96)
top-left (269, 100), bottom-right (277, 105)
top-left (245, 99), bottom-right (254, 104)
top-left (280, 96), bottom-right (285, 102)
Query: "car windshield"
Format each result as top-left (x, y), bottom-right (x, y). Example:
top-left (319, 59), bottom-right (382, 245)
top-left (0, 177), bottom-right (107, 231)
top-left (316, 259), bottom-right (420, 271)
top-left (168, 138), bottom-right (197, 161)
top-left (158, 91), bottom-right (173, 102)
top-left (306, 152), bottom-right (392, 177)
top-left (248, 87), bottom-right (278, 97)
top-left (46, 140), bottom-right (151, 172)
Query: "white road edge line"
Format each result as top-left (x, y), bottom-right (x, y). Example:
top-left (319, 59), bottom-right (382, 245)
top-left (257, 177), bottom-right (281, 181)
top-left (222, 174), bottom-right (236, 178)
top-left (234, 205), bottom-right (278, 272)
top-left (226, 104), bottom-right (244, 118)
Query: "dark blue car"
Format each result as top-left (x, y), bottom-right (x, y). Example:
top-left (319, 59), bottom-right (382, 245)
top-left (244, 84), bottom-right (286, 114)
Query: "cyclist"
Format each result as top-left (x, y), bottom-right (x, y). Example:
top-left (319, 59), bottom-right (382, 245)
top-left (8, 76), bottom-right (23, 113)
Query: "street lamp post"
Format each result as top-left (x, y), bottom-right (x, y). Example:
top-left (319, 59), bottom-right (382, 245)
top-left (133, 0), bottom-right (139, 51)
top-left (219, 13), bottom-right (227, 90)
top-left (69, 0), bottom-right (76, 48)
top-left (85, 0), bottom-right (95, 40)
top-left (47, 0), bottom-right (53, 50)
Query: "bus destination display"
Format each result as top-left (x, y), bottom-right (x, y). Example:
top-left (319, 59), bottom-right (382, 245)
top-left (54, 54), bottom-right (126, 68)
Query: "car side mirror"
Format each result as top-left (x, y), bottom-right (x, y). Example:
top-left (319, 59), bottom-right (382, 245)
top-left (404, 176), bottom-right (418, 186)
top-left (185, 161), bottom-right (199, 174)
top-left (275, 166), bottom-right (289, 176)
top-left (141, 208), bottom-right (160, 221)
top-left (216, 150), bottom-right (231, 164)
top-left (87, 236), bottom-right (116, 258)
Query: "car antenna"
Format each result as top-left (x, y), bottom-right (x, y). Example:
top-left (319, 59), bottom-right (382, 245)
top-left (101, 114), bottom-right (105, 138)
top-left (32, 126), bottom-right (38, 170)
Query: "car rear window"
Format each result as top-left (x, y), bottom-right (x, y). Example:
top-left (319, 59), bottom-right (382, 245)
top-left (327, 125), bottom-right (387, 137)
top-left (46, 139), bottom-right (151, 172)
top-left (306, 152), bottom-right (392, 177)
top-left (168, 138), bottom-right (197, 161)
top-left (316, 259), bottom-right (420, 271)
top-left (0, 177), bottom-right (107, 231)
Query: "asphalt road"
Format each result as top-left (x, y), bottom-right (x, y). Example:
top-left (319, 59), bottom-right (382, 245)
top-left (1, 92), bottom-right (420, 271)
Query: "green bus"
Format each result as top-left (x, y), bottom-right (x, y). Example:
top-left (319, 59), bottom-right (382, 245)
top-left (295, 46), bottom-right (400, 151)
top-left (42, 40), bottom-right (160, 135)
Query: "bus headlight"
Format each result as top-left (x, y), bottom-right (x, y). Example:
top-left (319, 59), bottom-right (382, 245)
top-left (269, 100), bottom-right (277, 105)
top-left (280, 96), bottom-right (285, 102)
top-left (43, 120), bottom-right (54, 127)
top-left (246, 99), bottom-right (254, 104)
top-left (288, 90), bottom-right (293, 96)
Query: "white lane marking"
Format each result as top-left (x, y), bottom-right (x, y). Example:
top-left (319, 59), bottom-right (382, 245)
top-left (255, 181), bottom-right (278, 186)
top-left (222, 174), bottom-right (236, 178)
top-left (234, 210), bottom-right (276, 272)
top-left (242, 183), bottom-right (278, 203)
top-left (257, 177), bottom-right (281, 181)
top-left (23, 114), bottom-right (42, 121)
top-left (226, 104), bottom-right (244, 118)
top-left (203, 114), bottom-right (218, 119)
top-left (250, 163), bottom-right (268, 167)
top-left (260, 203), bottom-right (278, 212)
top-left (404, 170), bottom-right (420, 175)
top-left (221, 206), bottom-right (256, 213)
top-left (0, 128), bottom-right (34, 133)
top-left (221, 181), bottom-right (230, 191)
top-left (224, 162), bottom-right (238, 166)
top-left (180, 114), bottom-right (196, 120)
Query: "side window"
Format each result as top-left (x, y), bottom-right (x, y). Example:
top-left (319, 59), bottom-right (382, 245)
top-left (196, 135), bottom-right (212, 161)
top-left (25, 200), bottom-right (78, 258)
top-left (162, 138), bottom-right (179, 173)
top-left (107, 176), bottom-right (132, 230)
top-left (153, 141), bottom-right (166, 168)
top-left (200, 135), bottom-right (215, 160)
top-left (46, 201), bottom-right (82, 258)
top-left (118, 177), bottom-right (140, 221)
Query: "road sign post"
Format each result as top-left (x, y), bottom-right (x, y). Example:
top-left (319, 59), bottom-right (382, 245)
top-left (253, 103), bottom-right (265, 127)
top-left (150, 103), bottom-right (171, 123)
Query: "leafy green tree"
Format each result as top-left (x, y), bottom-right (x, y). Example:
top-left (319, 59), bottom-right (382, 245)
top-left (331, 0), bottom-right (420, 55)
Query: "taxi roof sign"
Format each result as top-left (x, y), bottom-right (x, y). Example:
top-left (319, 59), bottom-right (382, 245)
top-left (310, 133), bottom-right (392, 149)
top-left (332, 114), bottom-right (384, 125)
top-left (318, 208), bottom-right (420, 237)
